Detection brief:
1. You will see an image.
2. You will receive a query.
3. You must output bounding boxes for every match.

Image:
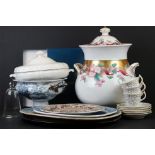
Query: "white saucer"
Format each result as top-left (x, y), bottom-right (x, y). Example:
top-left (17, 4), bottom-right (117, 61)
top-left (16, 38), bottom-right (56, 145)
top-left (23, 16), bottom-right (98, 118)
top-left (117, 102), bottom-right (151, 109)
top-left (117, 102), bottom-right (152, 119)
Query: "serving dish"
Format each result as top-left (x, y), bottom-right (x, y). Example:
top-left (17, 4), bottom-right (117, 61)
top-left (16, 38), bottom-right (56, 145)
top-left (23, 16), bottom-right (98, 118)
top-left (33, 105), bottom-right (118, 118)
top-left (37, 104), bottom-right (105, 115)
top-left (20, 108), bottom-right (121, 124)
top-left (15, 79), bottom-right (67, 110)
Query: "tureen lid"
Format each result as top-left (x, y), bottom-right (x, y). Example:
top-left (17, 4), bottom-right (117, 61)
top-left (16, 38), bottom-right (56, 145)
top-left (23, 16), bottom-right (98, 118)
top-left (90, 27), bottom-right (121, 45)
top-left (14, 51), bottom-right (69, 73)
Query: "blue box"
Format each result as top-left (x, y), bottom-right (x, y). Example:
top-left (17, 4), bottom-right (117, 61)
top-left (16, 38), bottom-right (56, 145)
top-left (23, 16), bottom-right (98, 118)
top-left (48, 48), bottom-right (84, 68)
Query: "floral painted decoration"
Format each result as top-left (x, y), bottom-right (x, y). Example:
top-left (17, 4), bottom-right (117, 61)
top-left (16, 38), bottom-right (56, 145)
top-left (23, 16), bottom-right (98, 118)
top-left (80, 63), bottom-right (128, 87)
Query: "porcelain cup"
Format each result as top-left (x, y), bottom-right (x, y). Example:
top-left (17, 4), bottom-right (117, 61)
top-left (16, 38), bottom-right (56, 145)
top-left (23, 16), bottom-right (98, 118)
top-left (122, 82), bottom-right (146, 94)
top-left (120, 75), bottom-right (144, 88)
top-left (123, 91), bottom-right (146, 106)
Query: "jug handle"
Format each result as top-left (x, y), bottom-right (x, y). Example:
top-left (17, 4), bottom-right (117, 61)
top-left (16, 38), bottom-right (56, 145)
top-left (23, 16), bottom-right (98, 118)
top-left (74, 63), bottom-right (84, 74)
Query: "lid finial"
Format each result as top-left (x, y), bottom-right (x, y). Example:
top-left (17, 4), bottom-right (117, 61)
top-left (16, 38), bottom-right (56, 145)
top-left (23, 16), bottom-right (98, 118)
top-left (36, 50), bottom-right (47, 57)
top-left (100, 27), bottom-right (110, 35)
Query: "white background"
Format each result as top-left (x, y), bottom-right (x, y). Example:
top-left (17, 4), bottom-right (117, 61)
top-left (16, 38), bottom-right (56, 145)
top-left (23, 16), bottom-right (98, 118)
top-left (0, 0), bottom-right (154, 155)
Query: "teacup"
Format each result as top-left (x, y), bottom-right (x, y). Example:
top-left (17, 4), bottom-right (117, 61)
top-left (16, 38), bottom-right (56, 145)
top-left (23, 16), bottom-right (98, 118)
top-left (122, 83), bottom-right (146, 94)
top-left (123, 88), bottom-right (143, 94)
top-left (120, 75), bottom-right (145, 89)
top-left (123, 91), bottom-right (146, 106)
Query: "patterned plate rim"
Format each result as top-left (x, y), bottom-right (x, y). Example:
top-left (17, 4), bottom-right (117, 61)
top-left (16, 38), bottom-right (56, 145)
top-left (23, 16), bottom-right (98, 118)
top-left (38, 104), bottom-right (105, 115)
top-left (33, 106), bottom-right (118, 118)
top-left (20, 108), bottom-right (121, 120)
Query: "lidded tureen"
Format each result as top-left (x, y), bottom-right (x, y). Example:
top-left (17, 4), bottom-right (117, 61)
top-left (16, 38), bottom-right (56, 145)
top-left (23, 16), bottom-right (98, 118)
top-left (74, 27), bottom-right (139, 105)
top-left (10, 51), bottom-right (73, 81)
top-left (10, 51), bottom-right (73, 110)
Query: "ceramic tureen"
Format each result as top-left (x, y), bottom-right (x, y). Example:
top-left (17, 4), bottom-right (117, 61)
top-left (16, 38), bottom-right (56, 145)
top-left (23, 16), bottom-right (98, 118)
top-left (10, 51), bottom-right (73, 81)
top-left (74, 27), bottom-right (139, 105)
top-left (10, 51), bottom-right (73, 110)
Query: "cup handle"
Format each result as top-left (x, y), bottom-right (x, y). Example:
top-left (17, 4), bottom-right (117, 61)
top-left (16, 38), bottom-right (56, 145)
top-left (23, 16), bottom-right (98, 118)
top-left (141, 82), bottom-right (146, 92)
top-left (139, 75), bottom-right (144, 83)
top-left (141, 91), bottom-right (146, 101)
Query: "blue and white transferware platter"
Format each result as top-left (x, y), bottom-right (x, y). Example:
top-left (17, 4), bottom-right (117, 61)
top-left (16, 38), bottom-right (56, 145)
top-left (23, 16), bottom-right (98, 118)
top-left (33, 105), bottom-right (118, 118)
top-left (20, 107), bottom-right (121, 123)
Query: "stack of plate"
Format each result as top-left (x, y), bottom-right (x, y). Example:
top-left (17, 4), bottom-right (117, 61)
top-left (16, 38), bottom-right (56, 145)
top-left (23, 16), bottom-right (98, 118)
top-left (117, 102), bottom-right (152, 119)
top-left (20, 104), bottom-right (121, 124)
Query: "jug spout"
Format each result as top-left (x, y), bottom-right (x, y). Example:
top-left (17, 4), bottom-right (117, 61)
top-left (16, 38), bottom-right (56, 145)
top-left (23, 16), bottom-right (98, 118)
top-left (74, 63), bottom-right (85, 74)
top-left (126, 62), bottom-right (139, 77)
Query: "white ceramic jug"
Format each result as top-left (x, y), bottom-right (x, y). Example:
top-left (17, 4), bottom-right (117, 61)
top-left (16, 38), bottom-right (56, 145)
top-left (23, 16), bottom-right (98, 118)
top-left (74, 27), bottom-right (139, 105)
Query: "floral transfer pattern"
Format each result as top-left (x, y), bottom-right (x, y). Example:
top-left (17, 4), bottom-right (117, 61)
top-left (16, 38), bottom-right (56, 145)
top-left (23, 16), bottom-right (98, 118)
top-left (80, 63), bottom-right (128, 87)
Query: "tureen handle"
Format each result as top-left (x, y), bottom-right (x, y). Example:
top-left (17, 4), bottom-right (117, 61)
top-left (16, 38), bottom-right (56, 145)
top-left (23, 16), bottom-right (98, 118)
top-left (9, 74), bottom-right (16, 78)
top-left (49, 81), bottom-right (67, 93)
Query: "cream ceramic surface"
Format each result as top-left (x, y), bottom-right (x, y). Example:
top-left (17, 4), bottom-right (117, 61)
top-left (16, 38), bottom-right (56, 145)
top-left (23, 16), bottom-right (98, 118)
top-left (11, 51), bottom-right (73, 80)
top-left (11, 69), bottom-right (71, 81)
top-left (79, 45), bottom-right (131, 60)
top-left (75, 27), bottom-right (138, 105)
top-left (80, 27), bottom-right (131, 60)
top-left (75, 73), bottom-right (125, 104)
top-left (22, 50), bottom-right (47, 107)
top-left (23, 50), bottom-right (47, 65)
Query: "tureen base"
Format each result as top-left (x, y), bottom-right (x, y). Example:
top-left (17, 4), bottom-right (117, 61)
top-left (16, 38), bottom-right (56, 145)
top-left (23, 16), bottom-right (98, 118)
top-left (32, 100), bottom-right (49, 111)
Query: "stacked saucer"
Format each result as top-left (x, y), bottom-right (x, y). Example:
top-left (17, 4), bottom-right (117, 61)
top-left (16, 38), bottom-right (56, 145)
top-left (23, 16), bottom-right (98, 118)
top-left (117, 103), bottom-right (152, 119)
top-left (119, 75), bottom-right (152, 119)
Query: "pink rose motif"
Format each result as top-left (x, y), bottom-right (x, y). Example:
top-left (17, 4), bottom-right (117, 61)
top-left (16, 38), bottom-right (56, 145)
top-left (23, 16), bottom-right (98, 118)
top-left (80, 75), bottom-right (86, 81)
top-left (118, 70), bottom-right (128, 76)
top-left (88, 71), bottom-right (96, 77)
top-left (104, 69), bottom-right (113, 76)
top-left (109, 66), bottom-right (118, 72)
top-left (87, 64), bottom-right (97, 77)
top-left (94, 66), bottom-right (101, 73)
top-left (101, 72), bottom-right (106, 76)
top-left (90, 64), bottom-right (95, 72)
